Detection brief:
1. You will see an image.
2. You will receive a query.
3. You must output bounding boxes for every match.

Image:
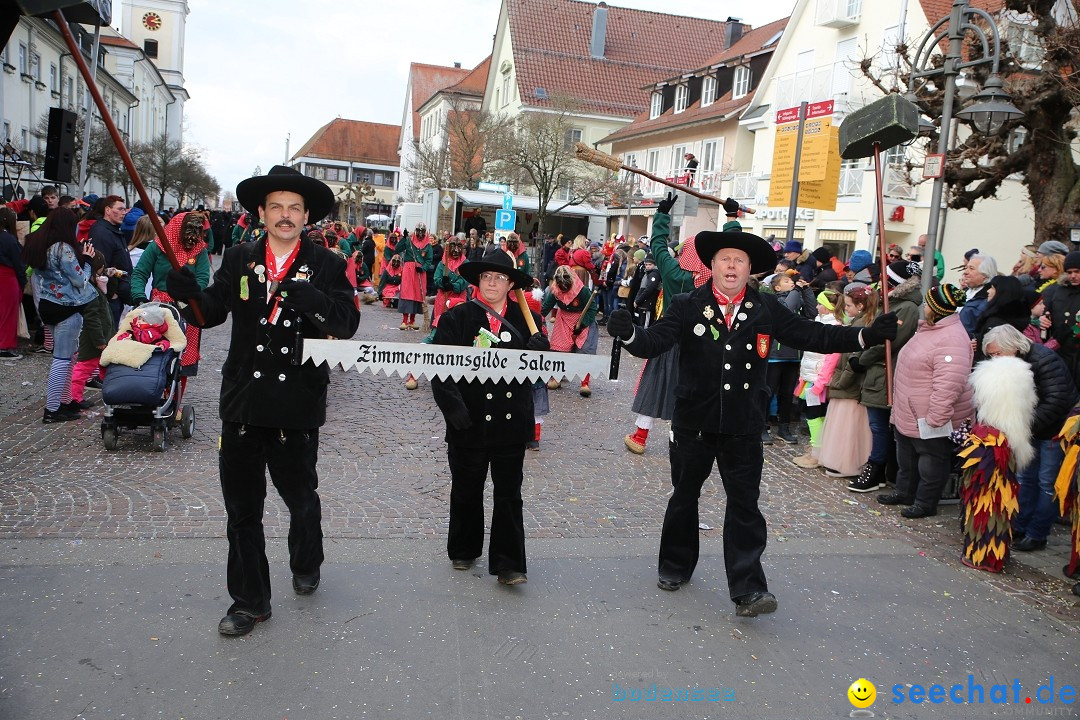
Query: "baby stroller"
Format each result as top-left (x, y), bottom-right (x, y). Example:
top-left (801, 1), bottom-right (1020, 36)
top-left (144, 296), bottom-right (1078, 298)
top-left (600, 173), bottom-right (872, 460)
top-left (99, 302), bottom-right (195, 452)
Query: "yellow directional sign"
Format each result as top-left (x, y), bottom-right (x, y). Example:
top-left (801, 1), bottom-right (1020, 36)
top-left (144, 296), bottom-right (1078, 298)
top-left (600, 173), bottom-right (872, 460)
top-left (769, 125), bottom-right (840, 211)
top-left (797, 116), bottom-right (833, 182)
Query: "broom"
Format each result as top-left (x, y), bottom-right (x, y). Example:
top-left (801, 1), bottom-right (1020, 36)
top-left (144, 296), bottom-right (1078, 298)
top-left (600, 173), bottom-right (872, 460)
top-left (574, 142), bottom-right (756, 211)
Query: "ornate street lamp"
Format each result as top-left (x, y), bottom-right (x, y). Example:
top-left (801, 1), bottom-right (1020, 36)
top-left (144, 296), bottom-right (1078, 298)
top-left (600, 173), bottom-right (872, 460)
top-left (909, 0), bottom-right (1023, 291)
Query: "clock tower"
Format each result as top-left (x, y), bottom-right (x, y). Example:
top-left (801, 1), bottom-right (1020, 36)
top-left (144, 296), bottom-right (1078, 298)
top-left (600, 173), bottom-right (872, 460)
top-left (121, 0), bottom-right (190, 143)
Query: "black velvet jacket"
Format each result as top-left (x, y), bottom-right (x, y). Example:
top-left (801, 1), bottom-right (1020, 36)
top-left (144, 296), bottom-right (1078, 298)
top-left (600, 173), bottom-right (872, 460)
top-left (183, 237), bottom-right (360, 429)
top-left (623, 283), bottom-right (864, 435)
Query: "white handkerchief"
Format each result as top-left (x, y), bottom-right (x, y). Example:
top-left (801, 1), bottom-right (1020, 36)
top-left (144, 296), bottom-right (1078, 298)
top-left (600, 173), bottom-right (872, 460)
top-left (918, 418), bottom-right (953, 440)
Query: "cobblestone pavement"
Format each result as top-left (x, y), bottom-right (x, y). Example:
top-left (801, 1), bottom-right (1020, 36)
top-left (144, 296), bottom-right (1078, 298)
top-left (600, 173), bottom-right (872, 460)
top-left (2, 297), bottom-right (1078, 625)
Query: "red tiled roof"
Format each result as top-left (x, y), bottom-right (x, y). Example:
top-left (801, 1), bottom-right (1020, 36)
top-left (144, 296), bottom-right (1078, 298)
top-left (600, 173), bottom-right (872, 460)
top-left (291, 119), bottom-right (401, 166)
top-left (408, 63), bottom-right (472, 140)
top-left (601, 17), bottom-right (788, 144)
top-left (99, 35), bottom-right (139, 50)
top-left (445, 56), bottom-right (492, 97)
top-left (918, 0), bottom-right (1005, 24)
top-left (506, 0), bottom-right (745, 118)
top-left (702, 17), bottom-right (787, 67)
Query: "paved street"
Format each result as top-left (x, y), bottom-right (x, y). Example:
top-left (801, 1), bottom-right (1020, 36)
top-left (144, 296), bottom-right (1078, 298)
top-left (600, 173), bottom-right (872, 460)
top-left (1, 296), bottom-right (1078, 719)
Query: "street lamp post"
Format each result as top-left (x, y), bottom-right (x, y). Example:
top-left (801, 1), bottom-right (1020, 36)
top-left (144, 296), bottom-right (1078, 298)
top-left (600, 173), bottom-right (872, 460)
top-left (909, 0), bottom-right (1023, 291)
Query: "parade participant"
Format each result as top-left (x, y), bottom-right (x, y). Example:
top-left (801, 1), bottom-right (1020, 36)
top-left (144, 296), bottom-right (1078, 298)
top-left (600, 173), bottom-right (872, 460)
top-left (431, 250), bottom-right (549, 585)
top-left (131, 212), bottom-right (211, 400)
top-left (505, 232), bottom-right (531, 279)
top-left (398, 222), bottom-right (433, 330)
top-left (542, 265), bottom-right (599, 398)
top-left (165, 165), bottom-right (360, 636)
top-left (606, 224), bottom-right (897, 616)
top-left (380, 255), bottom-right (403, 308)
top-left (404, 235), bottom-right (470, 391)
top-left (383, 228), bottom-right (400, 271)
top-left (622, 193), bottom-right (702, 454)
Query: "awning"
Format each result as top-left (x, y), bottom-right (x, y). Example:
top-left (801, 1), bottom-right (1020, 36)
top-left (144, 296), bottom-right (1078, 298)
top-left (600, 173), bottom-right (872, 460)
top-left (454, 189), bottom-right (607, 217)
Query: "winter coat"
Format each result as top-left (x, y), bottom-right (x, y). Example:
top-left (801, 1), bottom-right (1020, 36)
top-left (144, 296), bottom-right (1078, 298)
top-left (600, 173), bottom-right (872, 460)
top-left (131, 242), bottom-right (211, 303)
top-left (799, 313), bottom-right (840, 382)
top-left (891, 313), bottom-right (975, 439)
top-left (1022, 342), bottom-right (1080, 440)
top-left (649, 212), bottom-right (695, 314)
top-left (622, 283), bottom-right (864, 435)
top-left (182, 236), bottom-right (360, 429)
top-left (77, 290), bottom-right (114, 361)
top-left (1044, 280), bottom-right (1080, 388)
top-left (770, 287), bottom-right (816, 361)
top-left (959, 284), bottom-right (990, 338)
top-left (634, 268), bottom-right (662, 311)
top-left (88, 219), bottom-right (133, 303)
top-left (827, 314), bottom-right (868, 400)
top-left (857, 275), bottom-right (923, 408)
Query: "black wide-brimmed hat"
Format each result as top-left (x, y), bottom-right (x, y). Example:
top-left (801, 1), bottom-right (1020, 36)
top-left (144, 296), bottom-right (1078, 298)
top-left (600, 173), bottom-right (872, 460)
top-left (458, 250), bottom-right (533, 290)
top-left (695, 230), bottom-right (776, 275)
top-left (236, 165), bottom-right (335, 222)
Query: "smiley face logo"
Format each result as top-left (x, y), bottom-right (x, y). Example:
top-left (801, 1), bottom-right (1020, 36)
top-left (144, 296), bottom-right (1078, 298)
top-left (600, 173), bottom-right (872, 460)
top-left (847, 678), bottom-right (876, 709)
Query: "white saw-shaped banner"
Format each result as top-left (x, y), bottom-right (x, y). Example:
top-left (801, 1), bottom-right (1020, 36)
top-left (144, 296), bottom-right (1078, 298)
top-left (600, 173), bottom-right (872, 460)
top-left (304, 340), bottom-right (608, 384)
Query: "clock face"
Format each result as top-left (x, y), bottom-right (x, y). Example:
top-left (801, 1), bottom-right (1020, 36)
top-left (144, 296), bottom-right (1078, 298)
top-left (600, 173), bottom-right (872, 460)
top-left (142, 12), bottom-right (162, 31)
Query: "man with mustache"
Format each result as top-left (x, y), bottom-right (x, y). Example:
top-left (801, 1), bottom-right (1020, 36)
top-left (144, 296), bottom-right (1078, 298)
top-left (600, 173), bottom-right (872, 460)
top-left (167, 165), bottom-right (360, 636)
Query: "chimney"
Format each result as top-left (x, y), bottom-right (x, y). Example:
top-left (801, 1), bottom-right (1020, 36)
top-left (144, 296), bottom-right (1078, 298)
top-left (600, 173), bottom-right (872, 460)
top-left (454, 61), bottom-right (461, 68)
top-left (725, 17), bottom-right (744, 49)
top-left (590, 2), bottom-right (608, 59)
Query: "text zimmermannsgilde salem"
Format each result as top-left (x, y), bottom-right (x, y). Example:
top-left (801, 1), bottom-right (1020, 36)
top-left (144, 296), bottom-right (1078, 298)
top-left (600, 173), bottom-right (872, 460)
top-left (303, 340), bottom-right (608, 384)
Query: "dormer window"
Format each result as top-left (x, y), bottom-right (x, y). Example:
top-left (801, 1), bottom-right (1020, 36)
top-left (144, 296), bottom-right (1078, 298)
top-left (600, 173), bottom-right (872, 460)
top-left (649, 91), bottom-right (663, 119)
top-left (733, 65), bottom-right (752, 99)
top-left (674, 84), bottom-right (689, 114)
top-left (702, 75), bottom-right (717, 107)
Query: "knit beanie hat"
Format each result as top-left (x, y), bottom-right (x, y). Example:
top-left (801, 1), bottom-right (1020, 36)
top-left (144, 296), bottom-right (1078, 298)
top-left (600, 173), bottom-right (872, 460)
top-left (783, 239), bottom-right (803, 254)
top-left (1038, 240), bottom-right (1069, 257)
top-left (925, 283), bottom-right (965, 322)
top-left (1066, 251), bottom-right (1080, 271)
top-left (633, 249), bottom-right (646, 262)
top-left (811, 246), bottom-right (833, 264)
top-left (886, 259), bottom-right (922, 287)
top-left (848, 249), bottom-right (873, 273)
top-left (816, 291), bottom-right (837, 311)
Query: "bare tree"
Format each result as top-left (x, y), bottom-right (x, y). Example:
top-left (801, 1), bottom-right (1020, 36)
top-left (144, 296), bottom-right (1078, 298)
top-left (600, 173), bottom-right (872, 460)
top-left (485, 96), bottom-right (618, 234)
top-left (861, 1), bottom-right (1080, 245)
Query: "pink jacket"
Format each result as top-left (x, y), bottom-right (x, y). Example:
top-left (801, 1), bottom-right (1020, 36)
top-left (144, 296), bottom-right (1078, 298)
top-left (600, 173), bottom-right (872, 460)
top-left (891, 313), bottom-right (974, 439)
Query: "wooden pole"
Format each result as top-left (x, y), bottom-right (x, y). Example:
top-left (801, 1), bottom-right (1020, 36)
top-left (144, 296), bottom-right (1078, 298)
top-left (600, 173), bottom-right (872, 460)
top-left (52, 10), bottom-right (204, 324)
top-left (514, 289), bottom-right (539, 335)
top-left (873, 143), bottom-right (893, 406)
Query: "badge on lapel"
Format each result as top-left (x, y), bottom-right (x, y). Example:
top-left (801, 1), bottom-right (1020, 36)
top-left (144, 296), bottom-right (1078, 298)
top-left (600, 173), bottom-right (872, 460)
top-left (239, 275), bottom-right (250, 301)
top-left (756, 334), bottom-right (770, 358)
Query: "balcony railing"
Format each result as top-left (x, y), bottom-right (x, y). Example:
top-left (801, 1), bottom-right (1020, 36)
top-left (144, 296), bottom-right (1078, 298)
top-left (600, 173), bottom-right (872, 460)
top-left (731, 172), bottom-right (759, 200)
top-left (883, 165), bottom-right (916, 200)
top-left (838, 166), bottom-right (863, 196)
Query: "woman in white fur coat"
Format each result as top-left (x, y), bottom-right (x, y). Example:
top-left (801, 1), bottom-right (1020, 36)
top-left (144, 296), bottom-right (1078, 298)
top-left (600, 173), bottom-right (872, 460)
top-left (877, 284), bottom-right (975, 518)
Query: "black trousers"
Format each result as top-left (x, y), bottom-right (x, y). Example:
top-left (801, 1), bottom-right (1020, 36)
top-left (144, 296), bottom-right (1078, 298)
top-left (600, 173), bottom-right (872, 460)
top-left (219, 421), bottom-right (323, 615)
top-left (446, 443), bottom-right (527, 575)
top-left (659, 428), bottom-right (767, 601)
top-left (765, 361), bottom-right (800, 423)
top-left (893, 430), bottom-right (953, 510)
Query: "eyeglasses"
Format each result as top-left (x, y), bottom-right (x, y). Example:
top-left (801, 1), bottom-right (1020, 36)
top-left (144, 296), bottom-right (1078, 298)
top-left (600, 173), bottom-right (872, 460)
top-left (479, 272), bottom-right (510, 283)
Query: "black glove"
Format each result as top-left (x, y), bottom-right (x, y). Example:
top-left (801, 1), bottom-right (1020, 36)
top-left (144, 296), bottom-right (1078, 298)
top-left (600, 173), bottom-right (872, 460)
top-left (166, 267), bottom-right (201, 302)
top-left (863, 312), bottom-right (899, 346)
top-left (278, 279), bottom-right (329, 316)
top-left (526, 332), bottom-right (550, 351)
top-left (606, 308), bottom-right (635, 340)
top-left (447, 406), bottom-right (472, 431)
top-left (723, 197), bottom-right (741, 215)
top-left (657, 191), bottom-right (678, 215)
top-left (848, 356), bottom-right (864, 373)
top-left (131, 297), bottom-right (146, 307)
top-left (440, 276), bottom-right (453, 291)
top-left (572, 324), bottom-right (584, 337)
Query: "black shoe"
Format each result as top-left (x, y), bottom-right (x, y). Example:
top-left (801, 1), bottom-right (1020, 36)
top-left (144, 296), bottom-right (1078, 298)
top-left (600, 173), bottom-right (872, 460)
top-left (85, 378), bottom-right (103, 389)
top-left (61, 400), bottom-right (95, 413)
top-left (0, 349), bottom-right (23, 359)
top-left (451, 558), bottom-right (474, 571)
top-left (75, 398), bottom-right (98, 409)
top-left (847, 462), bottom-right (885, 493)
top-left (497, 571), bottom-right (527, 585)
top-left (777, 423), bottom-right (798, 444)
top-left (218, 609), bottom-right (271, 636)
top-left (42, 407), bottom-right (80, 423)
top-left (525, 440), bottom-right (540, 451)
top-left (734, 591), bottom-right (778, 617)
top-left (1073, 583), bottom-right (1080, 598)
top-left (877, 492), bottom-right (913, 506)
top-left (1064, 564), bottom-right (1080, 580)
top-left (901, 504), bottom-right (937, 519)
top-left (760, 430), bottom-right (773, 446)
top-left (1012, 536), bottom-right (1047, 552)
top-left (657, 577), bottom-right (683, 592)
top-left (292, 572), bottom-right (320, 595)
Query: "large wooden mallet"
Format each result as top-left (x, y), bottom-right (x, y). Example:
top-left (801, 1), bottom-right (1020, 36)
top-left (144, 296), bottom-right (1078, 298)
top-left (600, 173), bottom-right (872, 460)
top-left (838, 94), bottom-right (919, 405)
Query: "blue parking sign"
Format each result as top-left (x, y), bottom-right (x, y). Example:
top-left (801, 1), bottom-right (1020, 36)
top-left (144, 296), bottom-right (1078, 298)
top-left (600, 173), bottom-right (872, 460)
top-left (495, 209), bottom-right (517, 231)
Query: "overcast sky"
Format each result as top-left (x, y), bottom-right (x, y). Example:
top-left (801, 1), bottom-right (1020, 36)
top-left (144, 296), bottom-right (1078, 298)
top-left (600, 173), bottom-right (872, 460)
top-left (176, 0), bottom-right (798, 197)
